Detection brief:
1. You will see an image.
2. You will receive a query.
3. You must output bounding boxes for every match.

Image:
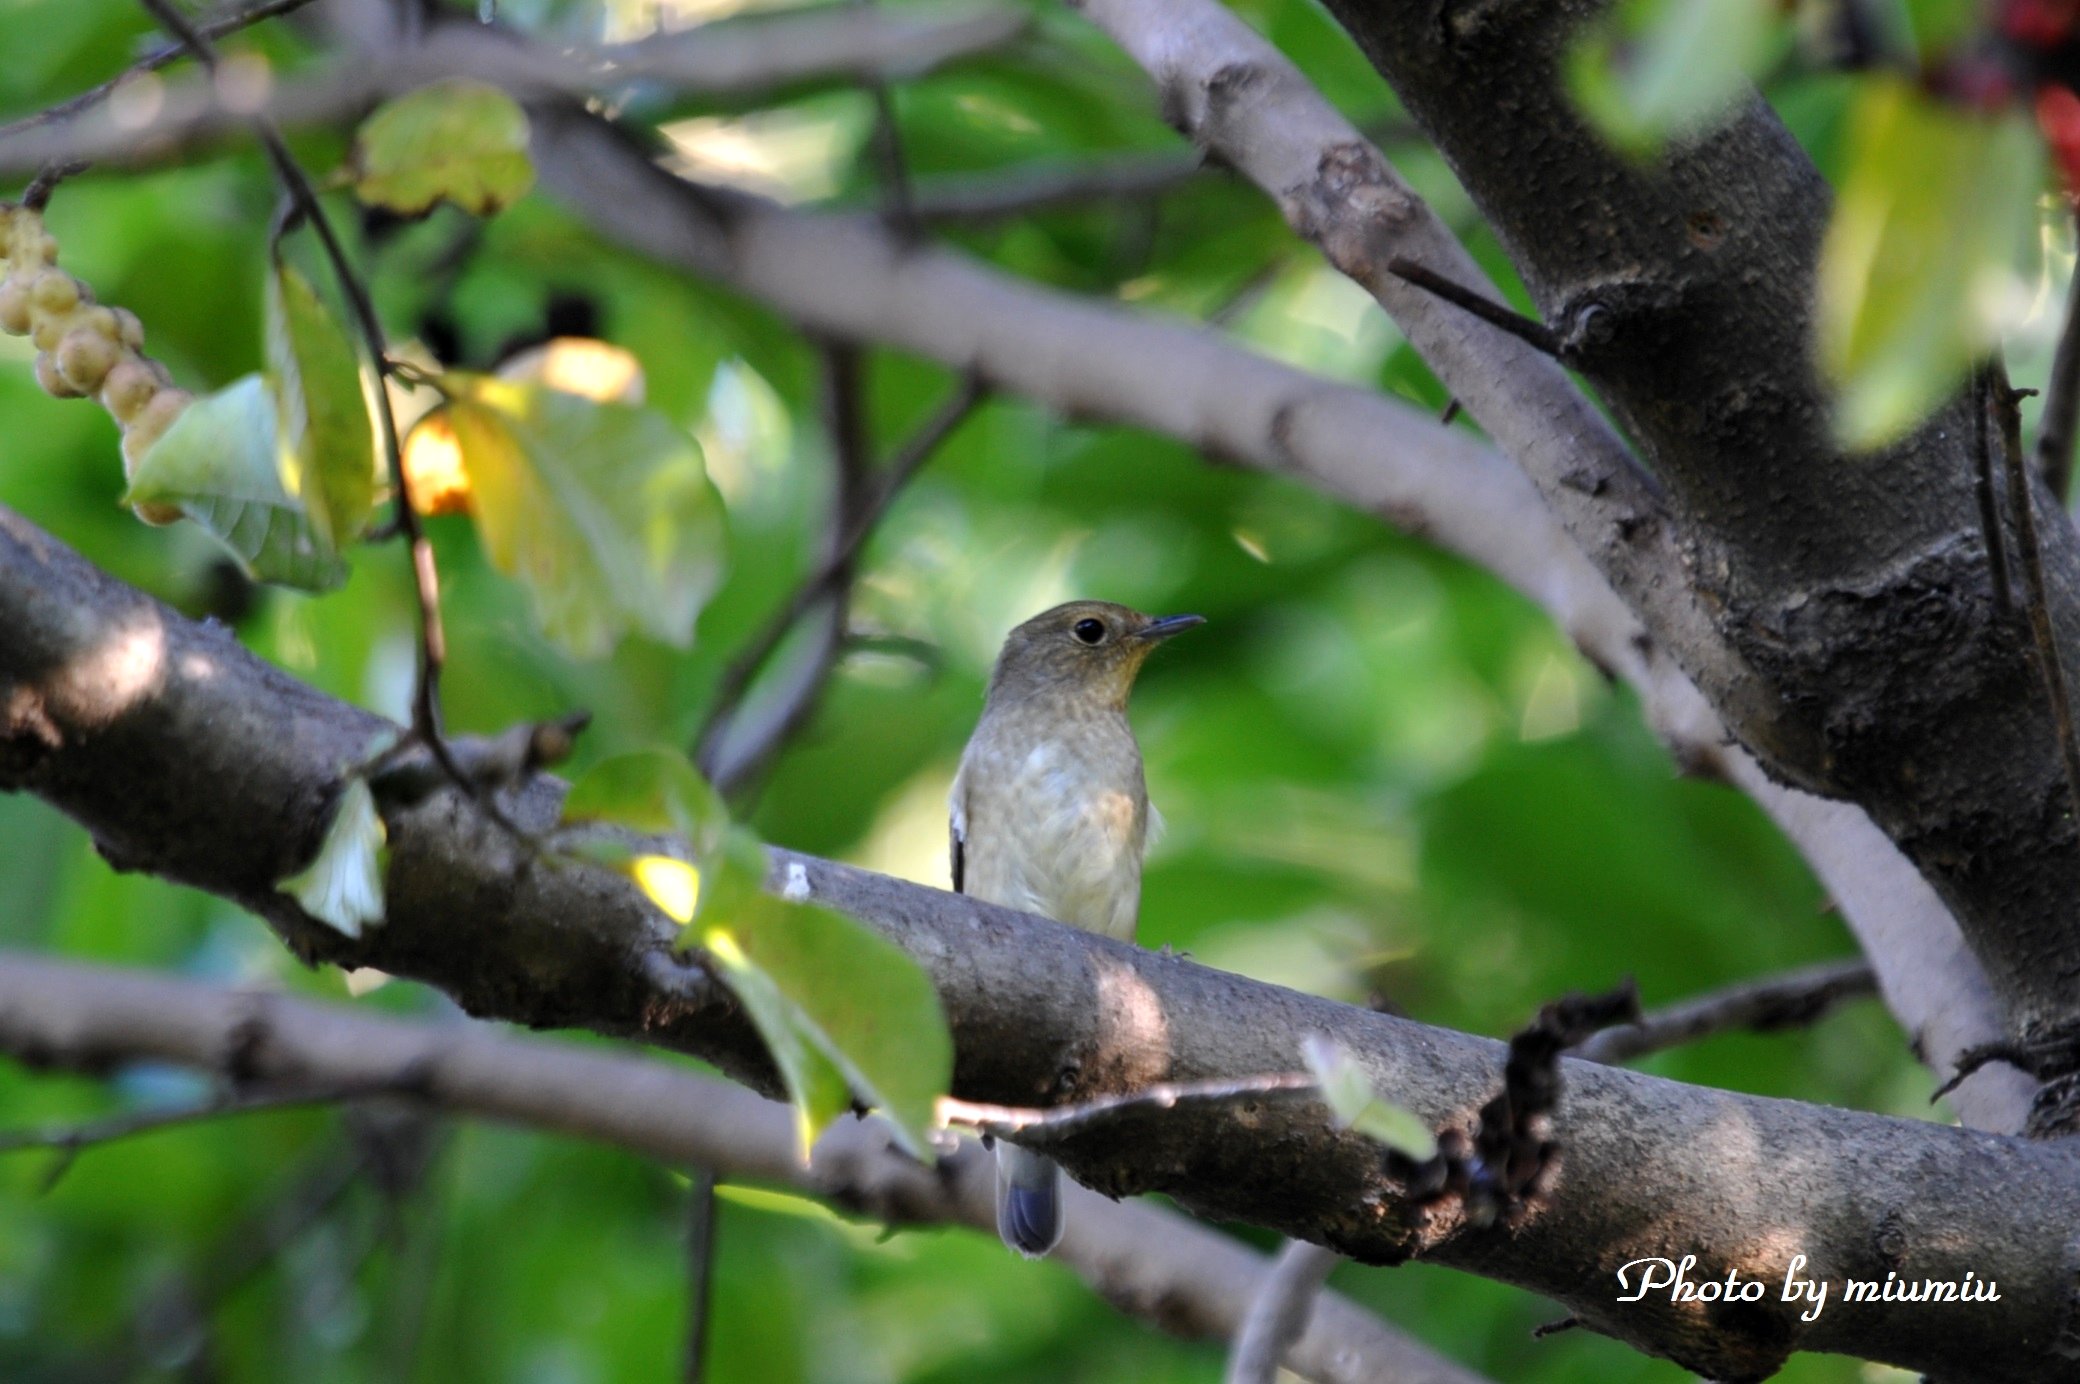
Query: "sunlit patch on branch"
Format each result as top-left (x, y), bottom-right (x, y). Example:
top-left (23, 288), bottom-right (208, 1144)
top-left (557, 757), bottom-right (952, 1162)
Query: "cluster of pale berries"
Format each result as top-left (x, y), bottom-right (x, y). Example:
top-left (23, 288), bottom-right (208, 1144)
top-left (0, 202), bottom-right (188, 523)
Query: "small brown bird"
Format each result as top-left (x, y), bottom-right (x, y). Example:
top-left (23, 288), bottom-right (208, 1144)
top-left (949, 599), bottom-right (1202, 1257)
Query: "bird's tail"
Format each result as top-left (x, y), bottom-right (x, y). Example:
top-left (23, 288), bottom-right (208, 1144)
top-left (995, 1141), bottom-right (1063, 1258)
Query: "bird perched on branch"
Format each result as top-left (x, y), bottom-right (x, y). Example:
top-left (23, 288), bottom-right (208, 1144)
top-left (950, 599), bottom-right (1203, 1257)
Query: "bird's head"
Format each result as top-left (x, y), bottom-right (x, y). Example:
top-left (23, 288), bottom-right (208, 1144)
top-left (986, 600), bottom-right (1203, 712)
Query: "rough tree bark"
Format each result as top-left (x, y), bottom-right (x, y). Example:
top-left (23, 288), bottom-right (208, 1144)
top-left (1304, 0), bottom-right (2080, 1071)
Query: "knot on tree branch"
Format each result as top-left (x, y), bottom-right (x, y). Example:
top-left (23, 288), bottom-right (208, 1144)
top-left (1389, 982), bottom-right (1639, 1238)
top-left (1547, 274), bottom-right (1683, 371)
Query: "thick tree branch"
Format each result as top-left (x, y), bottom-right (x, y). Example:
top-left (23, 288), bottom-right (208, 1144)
top-left (0, 952), bottom-right (1487, 1384)
top-left (1306, 0), bottom-right (2080, 1058)
top-left (2, 509), bottom-right (2076, 1380)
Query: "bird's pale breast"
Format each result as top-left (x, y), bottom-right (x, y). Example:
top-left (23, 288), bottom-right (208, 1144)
top-left (952, 706), bottom-right (1148, 942)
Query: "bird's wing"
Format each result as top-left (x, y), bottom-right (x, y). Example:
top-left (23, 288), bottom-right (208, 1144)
top-left (948, 763), bottom-right (968, 895)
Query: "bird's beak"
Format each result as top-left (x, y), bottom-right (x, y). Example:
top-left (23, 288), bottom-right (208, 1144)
top-left (1135, 614), bottom-right (1206, 641)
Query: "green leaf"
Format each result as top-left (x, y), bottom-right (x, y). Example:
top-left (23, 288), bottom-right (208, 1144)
top-left (1301, 1035), bottom-right (1437, 1161)
top-left (266, 261), bottom-right (376, 551)
top-left (562, 748), bottom-right (728, 858)
top-left (685, 831), bottom-right (953, 1161)
top-left (278, 777), bottom-right (388, 939)
top-left (351, 79), bottom-right (535, 217)
top-left (1818, 78), bottom-right (2043, 449)
top-left (442, 374), bottom-right (726, 658)
top-left (1569, 0), bottom-right (1787, 155)
top-left (123, 374), bottom-right (348, 592)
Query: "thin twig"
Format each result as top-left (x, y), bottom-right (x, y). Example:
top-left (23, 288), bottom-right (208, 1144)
top-left (138, 0), bottom-right (488, 821)
top-left (1386, 256), bottom-right (1563, 357)
top-left (1206, 254), bottom-right (1288, 328)
top-left (1973, 366), bottom-right (2015, 615)
top-left (2037, 239), bottom-right (2080, 504)
top-left (697, 343), bottom-right (875, 796)
top-left (364, 710), bottom-right (590, 809)
top-left (0, 0), bottom-right (320, 147)
top-left (939, 1072), bottom-right (1318, 1141)
top-left (1571, 959), bottom-right (1876, 1066)
top-left (1224, 1239), bottom-right (1342, 1384)
top-left (20, 159), bottom-right (87, 210)
top-left (909, 149), bottom-right (1206, 222)
top-left (0, 1078), bottom-right (414, 1193)
top-left (693, 374), bottom-right (986, 783)
top-left (122, 1127), bottom-right (375, 1372)
top-left (1992, 373), bottom-right (2080, 838)
top-left (851, 0), bottom-right (917, 234)
top-left (684, 1167), bottom-right (719, 1384)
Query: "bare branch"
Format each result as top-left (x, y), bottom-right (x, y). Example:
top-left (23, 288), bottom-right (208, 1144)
top-left (695, 371), bottom-right (984, 790)
top-left (1385, 257), bottom-right (1563, 357)
top-left (1225, 1241), bottom-right (1342, 1384)
top-left (940, 1073), bottom-right (1317, 1142)
top-left (696, 342), bottom-right (874, 795)
top-left (909, 150), bottom-right (1206, 222)
top-left (0, 5), bottom-right (1027, 178)
top-left (0, 952), bottom-right (1489, 1384)
top-left (1572, 960), bottom-right (1876, 1067)
top-left (2037, 238), bottom-right (2080, 504)
top-left (683, 1169), bottom-right (718, 1384)
top-left (0, 1077), bottom-right (412, 1192)
top-left (1972, 366), bottom-right (2015, 616)
top-left (1992, 375), bottom-right (2080, 838)
top-left (0, 0), bottom-right (320, 149)
top-left (1307, 0), bottom-right (2080, 1058)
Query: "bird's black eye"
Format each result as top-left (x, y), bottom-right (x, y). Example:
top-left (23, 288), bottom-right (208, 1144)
top-left (1073, 618), bottom-right (1107, 645)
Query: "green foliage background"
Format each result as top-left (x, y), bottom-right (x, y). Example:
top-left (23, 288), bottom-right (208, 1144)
top-left (0, 0), bottom-right (2043, 1380)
